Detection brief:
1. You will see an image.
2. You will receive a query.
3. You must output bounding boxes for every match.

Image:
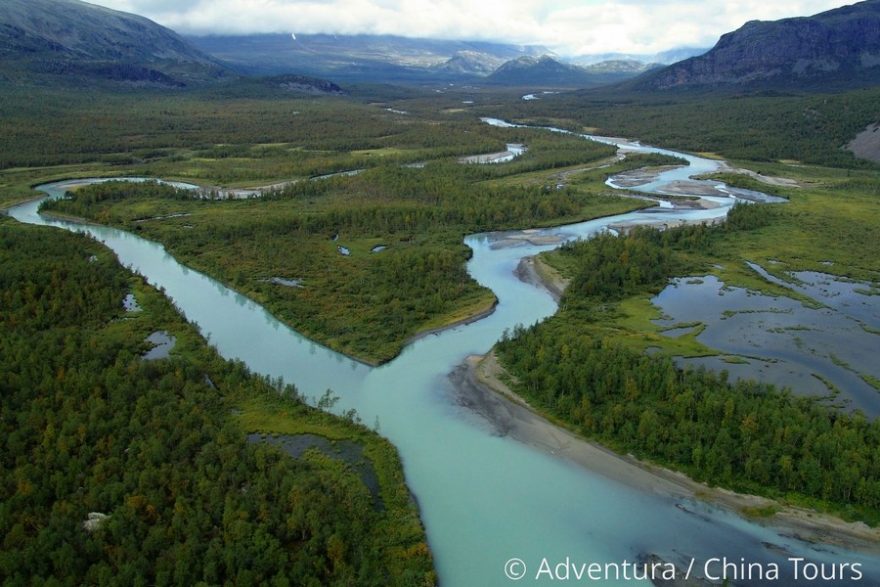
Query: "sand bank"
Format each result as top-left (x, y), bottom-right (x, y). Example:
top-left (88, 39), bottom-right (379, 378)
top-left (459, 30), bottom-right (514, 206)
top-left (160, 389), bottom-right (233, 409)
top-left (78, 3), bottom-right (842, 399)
top-left (453, 352), bottom-right (880, 555)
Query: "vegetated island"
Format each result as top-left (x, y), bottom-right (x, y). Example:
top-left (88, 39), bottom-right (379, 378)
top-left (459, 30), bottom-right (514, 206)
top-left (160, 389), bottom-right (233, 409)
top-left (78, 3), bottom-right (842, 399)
top-left (35, 149), bottom-right (675, 365)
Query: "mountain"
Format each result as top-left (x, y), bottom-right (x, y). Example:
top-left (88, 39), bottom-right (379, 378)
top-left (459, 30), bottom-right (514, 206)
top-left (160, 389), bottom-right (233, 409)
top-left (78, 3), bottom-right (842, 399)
top-left (653, 47), bottom-right (712, 64)
top-left (582, 59), bottom-right (661, 75)
top-left (0, 0), bottom-right (227, 85)
top-left (486, 55), bottom-right (633, 87)
top-left (433, 51), bottom-right (505, 76)
top-left (266, 74), bottom-right (346, 95)
top-left (571, 47), bottom-right (708, 67)
top-left (639, 0), bottom-right (880, 90)
top-left (186, 33), bottom-right (549, 82)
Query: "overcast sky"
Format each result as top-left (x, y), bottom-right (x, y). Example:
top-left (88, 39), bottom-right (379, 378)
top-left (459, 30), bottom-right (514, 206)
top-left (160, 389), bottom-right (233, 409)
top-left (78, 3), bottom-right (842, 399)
top-left (88, 0), bottom-right (855, 56)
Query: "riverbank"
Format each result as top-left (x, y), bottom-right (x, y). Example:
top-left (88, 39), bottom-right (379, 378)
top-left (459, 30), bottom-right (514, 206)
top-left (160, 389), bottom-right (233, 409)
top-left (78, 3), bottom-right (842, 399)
top-left (515, 255), bottom-right (569, 301)
top-left (459, 143), bottom-right (527, 165)
top-left (405, 295), bottom-right (499, 348)
top-left (608, 165), bottom-right (686, 188)
top-left (456, 351), bottom-right (880, 555)
top-left (470, 213), bottom-right (880, 554)
top-left (608, 215), bottom-right (725, 236)
top-left (715, 162), bottom-right (804, 189)
top-left (37, 209), bottom-right (106, 227)
top-left (15, 195), bottom-right (504, 369)
top-left (0, 193), bottom-right (44, 215)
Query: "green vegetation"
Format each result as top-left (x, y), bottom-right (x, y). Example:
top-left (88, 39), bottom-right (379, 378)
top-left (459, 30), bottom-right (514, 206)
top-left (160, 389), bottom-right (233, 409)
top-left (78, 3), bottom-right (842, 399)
top-left (6, 78), bottom-right (880, 538)
top-left (0, 86), bottom-right (496, 172)
top-left (498, 323), bottom-right (880, 523)
top-left (39, 135), bottom-right (642, 362)
top-left (0, 218), bottom-right (434, 585)
top-left (496, 189), bottom-right (880, 523)
top-left (0, 84), bottom-right (656, 363)
top-left (0, 85), bottom-right (484, 208)
top-left (489, 86), bottom-right (880, 168)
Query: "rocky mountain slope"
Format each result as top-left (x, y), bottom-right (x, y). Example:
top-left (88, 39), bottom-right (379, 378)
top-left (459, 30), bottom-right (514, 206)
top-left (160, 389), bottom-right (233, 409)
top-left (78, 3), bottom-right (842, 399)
top-left (433, 51), bottom-right (506, 76)
top-left (640, 0), bottom-right (880, 90)
top-left (486, 55), bottom-right (632, 87)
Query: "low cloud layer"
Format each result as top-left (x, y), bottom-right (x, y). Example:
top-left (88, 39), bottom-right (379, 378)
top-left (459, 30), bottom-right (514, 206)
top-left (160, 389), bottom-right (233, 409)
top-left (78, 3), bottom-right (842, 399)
top-left (90, 0), bottom-right (853, 55)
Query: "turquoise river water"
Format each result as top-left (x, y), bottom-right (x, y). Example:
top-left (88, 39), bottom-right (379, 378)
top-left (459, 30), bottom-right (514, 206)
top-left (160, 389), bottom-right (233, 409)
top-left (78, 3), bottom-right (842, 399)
top-left (7, 121), bottom-right (878, 586)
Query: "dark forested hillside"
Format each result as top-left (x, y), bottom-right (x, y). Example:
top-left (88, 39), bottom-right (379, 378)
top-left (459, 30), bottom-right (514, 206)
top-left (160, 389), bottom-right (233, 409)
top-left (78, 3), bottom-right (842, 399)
top-left (0, 218), bottom-right (435, 585)
top-left (0, 0), bottom-right (227, 85)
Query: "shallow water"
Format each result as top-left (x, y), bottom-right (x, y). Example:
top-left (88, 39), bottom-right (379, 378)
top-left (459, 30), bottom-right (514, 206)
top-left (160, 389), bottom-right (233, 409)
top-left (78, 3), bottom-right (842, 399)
top-left (9, 126), bottom-right (880, 585)
top-left (247, 433), bottom-right (383, 510)
top-left (141, 330), bottom-right (176, 361)
top-left (654, 274), bottom-right (880, 416)
top-left (122, 293), bottom-right (141, 312)
top-left (460, 143), bottom-right (527, 164)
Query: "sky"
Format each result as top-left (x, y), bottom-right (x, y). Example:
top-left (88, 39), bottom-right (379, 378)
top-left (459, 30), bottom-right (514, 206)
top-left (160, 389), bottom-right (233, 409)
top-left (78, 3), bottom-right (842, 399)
top-left (88, 0), bottom-right (856, 56)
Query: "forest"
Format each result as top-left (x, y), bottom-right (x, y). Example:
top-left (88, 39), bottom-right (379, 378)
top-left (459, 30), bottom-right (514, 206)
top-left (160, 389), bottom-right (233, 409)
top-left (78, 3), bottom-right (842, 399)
top-left (496, 203), bottom-right (880, 524)
top-left (487, 86), bottom-right (880, 168)
top-left (4, 79), bottom-right (880, 551)
top-left (0, 218), bottom-right (435, 586)
top-left (37, 150), bottom-right (667, 363)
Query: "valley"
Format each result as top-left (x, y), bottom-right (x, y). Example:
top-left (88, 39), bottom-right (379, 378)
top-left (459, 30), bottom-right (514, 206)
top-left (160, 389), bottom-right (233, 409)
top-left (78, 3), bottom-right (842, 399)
top-left (3, 0), bottom-right (880, 585)
top-left (6, 102), bottom-right (880, 585)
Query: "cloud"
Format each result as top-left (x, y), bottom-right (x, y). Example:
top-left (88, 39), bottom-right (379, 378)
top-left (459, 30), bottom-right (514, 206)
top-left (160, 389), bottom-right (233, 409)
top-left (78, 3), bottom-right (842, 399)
top-left (87, 0), bottom-right (854, 55)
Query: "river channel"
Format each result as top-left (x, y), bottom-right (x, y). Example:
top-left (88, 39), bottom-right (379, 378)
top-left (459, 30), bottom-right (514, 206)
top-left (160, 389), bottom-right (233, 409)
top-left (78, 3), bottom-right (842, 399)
top-left (7, 121), bottom-right (877, 586)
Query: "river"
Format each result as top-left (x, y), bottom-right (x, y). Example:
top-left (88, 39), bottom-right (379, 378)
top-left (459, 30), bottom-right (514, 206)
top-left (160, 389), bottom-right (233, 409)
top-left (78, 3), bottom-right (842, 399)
top-left (7, 122), bottom-right (877, 586)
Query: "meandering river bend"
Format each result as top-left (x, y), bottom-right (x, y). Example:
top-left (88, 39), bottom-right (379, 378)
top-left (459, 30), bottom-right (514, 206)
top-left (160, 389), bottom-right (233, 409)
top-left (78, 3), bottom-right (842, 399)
top-left (8, 121), bottom-right (878, 586)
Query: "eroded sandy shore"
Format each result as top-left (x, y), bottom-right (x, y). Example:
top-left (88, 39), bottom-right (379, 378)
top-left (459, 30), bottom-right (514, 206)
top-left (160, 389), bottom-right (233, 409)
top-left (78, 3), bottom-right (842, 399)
top-left (515, 255), bottom-right (568, 301)
top-left (453, 351), bottom-right (880, 555)
top-left (715, 162), bottom-right (804, 189)
top-left (450, 251), bottom-right (880, 555)
top-left (609, 165), bottom-right (685, 188)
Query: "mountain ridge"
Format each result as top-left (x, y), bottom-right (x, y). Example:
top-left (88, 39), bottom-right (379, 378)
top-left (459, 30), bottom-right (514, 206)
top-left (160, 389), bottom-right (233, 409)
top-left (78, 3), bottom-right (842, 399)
top-left (0, 0), bottom-right (227, 85)
top-left (637, 0), bottom-right (880, 90)
top-left (486, 55), bottom-right (638, 87)
top-left (186, 33), bottom-right (550, 82)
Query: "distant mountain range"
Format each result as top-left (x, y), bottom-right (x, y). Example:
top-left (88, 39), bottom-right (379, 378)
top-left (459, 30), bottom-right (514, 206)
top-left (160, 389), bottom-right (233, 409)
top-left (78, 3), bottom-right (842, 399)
top-left (5, 0), bottom-right (879, 92)
top-left (638, 0), bottom-right (880, 90)
top-left (0, 0), bottom-right (226, 85)
top-left (485, 55), bottom-right (646, 87)
top-left (186, 33), bottom-right (662, 87)
top-left (433, 51), bottom-right (507, 76)
top-left (0, 0), bottom-right (655, 89)
top-left (186, 33), bottom-right (552, 82)
top-left (571, 47), bottom-right (709, 67)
